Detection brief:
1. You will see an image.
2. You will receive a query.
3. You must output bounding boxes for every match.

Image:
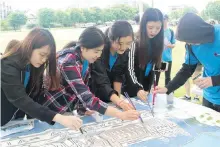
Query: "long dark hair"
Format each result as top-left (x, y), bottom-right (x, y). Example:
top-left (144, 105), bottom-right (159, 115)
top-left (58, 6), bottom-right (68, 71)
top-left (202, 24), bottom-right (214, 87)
top-left (105, 20), bottom-right (134, 48)
top-left (3, 28), bottom-right (59, 94)
top-left (78, 26), bottom-right (105, 49)
top-left (62, 27), bottom-right (105, 51)
top-left (62, 41), bottom-right (77, 49)
top-left (138, 8), bottom-right (164, 69)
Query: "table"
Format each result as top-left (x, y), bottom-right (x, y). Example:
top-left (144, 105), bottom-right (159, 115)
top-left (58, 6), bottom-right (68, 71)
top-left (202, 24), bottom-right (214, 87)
top-left (1, 94), bottom-right (220, 147)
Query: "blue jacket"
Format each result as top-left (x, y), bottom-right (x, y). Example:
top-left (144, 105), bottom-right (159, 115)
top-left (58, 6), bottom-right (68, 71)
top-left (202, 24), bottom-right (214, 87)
top-left (184, 25), bottom-right (220, 104)
top-left (162, 29), bottom-right (175, 62)
top-left (166, 13), bottom-right (220, 104)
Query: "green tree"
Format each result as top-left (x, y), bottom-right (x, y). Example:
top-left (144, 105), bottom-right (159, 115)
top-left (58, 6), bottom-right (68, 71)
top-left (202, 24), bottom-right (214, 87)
top-left (80, 5), bottom-right (138, 23)
top-left (143, 3), bottom-right (150, 11)
top-left (1, 20), bottom-right (10, 31)
top-left (170, 10), bottom-right (182, 20)
top-left (69, 8), bottom-right (85, 24)
top-left (7, 11), bottom-right (27, 31)
top-left (182, 6), bottom-right (198, 15)
top-left (90, 7), bottom-right (103, 22)
top-left (83, 9), bottom-right (97, 23)
top-left (201, 9), bottom-right (209, 20)
top-left (170, 6), bottom-right (198, 20)
top-left (38, 8), bottom-right (55, 28)
top-left (204, 1), bottom-right (220, 21)
top-left (110, 4), bottom-right (138, 20)
top-left (102, 9), bottom-right (115, 22)
top-left (55, 10), bottom-right (71, 27)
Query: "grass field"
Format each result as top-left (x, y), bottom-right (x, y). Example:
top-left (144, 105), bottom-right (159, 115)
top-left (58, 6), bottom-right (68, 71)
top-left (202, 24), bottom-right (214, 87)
top-left (0, 27), bottom-right (188, 98)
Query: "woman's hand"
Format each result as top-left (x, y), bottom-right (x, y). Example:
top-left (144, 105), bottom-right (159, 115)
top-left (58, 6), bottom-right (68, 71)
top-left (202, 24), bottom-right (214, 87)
top-left (53, 114), bottom-right (83, 130)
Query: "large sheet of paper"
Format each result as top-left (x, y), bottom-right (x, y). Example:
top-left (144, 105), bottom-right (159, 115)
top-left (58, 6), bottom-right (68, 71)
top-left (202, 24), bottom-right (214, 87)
top-left (1, 119), bottom-right (34, 138)
top-left (1, 94), bottom-right (220, 147)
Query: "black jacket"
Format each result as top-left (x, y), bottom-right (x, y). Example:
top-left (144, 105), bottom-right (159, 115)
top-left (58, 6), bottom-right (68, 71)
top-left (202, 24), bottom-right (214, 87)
top-left (101, 44), bottom-right (125, 84)
top-left (1, 53), bottom-right (57, 125)
top-left (89, 45), bottom-right (122, 102)
top-left (113, 42), bottom-right (154, 96)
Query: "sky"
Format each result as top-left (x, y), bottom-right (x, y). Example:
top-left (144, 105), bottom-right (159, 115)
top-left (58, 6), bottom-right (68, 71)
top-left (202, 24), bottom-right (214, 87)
top-left (3, 0), bottom-right (213, 13)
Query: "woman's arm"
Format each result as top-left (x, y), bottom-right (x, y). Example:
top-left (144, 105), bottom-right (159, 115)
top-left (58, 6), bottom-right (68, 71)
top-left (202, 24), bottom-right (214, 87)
top-left (113, 82), bottom-right (122, 95)
top-left (91, 59), bottom-right (118, 101)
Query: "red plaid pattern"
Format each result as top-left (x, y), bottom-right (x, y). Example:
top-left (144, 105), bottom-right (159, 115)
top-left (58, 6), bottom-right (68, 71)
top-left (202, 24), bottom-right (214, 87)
top-left (42, 47), bottom-right (108, 114)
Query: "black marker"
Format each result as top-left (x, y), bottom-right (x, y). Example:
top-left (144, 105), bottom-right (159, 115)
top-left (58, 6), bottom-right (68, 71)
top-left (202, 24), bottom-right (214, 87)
top-left (79, 128), bottom-right (84, 134)
top-left (124, 92), bottom-right (145, 123)
top-left (193, 74), bottom-right (201, 81)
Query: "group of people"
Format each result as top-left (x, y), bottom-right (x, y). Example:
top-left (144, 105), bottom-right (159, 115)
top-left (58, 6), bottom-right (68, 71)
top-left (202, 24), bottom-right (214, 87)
top-left (1, 8), bottom-right (220, 131)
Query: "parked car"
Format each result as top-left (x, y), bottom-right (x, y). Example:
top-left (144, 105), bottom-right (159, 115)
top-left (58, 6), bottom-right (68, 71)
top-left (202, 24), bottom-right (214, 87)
top-left (82, 23), bottom-right (96, 28)
top-left (104, 21), bottom-right (113, 26)
top-left (128, 20), bottom-right (136, 25)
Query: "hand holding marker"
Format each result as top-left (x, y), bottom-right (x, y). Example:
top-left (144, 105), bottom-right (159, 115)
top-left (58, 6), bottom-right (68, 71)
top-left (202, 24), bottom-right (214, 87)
top-left (193, 74), bottom-right (201, 81)
top-left (146, 94), bottom-right (154, 117)
top-left (64, 98), bottom-right (86, 134)
top-left (124, 92), bottom-right (145, 124)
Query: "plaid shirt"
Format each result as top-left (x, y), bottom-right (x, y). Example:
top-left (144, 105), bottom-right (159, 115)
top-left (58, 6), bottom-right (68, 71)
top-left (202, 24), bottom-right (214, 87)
top-left (42, 47), bottom-right (108, 114)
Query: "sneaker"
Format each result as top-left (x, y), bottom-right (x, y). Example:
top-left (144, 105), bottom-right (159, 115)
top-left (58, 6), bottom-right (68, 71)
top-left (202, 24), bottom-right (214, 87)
top-left (193, 97), bottom-right (199, 101)
top-left (181, 95), bottom-right (191, 101)
top-left (193, 97), bottom-right (200, 102)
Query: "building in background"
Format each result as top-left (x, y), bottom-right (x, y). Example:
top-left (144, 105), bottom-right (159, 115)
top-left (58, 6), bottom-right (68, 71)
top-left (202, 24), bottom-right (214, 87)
top-left (168, 5), bottom-right (185, 12)
top-left (25, 10), bottom-right (37, 24)
top-left (0, 1), bottom-right (12, 20)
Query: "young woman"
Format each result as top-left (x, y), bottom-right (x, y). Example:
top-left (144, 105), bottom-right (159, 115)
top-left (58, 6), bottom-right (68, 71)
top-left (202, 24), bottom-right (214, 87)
top-left (89, 20), bottom-right (134, 111)
top-left (1, 28), bottom-right (82, 130)
top-left (41, 27), bottom-right (140, 123)
top-left (155, 14), bottom-right (176, 86)
top-left (118, 8), bottom-right (164, 101)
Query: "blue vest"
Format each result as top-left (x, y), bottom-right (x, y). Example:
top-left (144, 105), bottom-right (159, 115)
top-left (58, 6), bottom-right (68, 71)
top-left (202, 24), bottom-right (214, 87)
top-left (145, 43), bottom-right (153, 76)
top-left (81, 60), bottom-right (89, 78)
top-left (24, 65), bottom-right (30, 88)
top-left (145, 62), bottom-right (153, 76)
top-left (109, 53), bottom-right (118, 71)
top-left (162, 29), bottom-right (176, 62)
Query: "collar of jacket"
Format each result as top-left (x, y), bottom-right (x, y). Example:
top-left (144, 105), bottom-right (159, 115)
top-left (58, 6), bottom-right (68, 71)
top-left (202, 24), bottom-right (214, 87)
top-left (2, 52), bottom-right (27, 70)
top-left (57, 46), bottom-right (83, 63)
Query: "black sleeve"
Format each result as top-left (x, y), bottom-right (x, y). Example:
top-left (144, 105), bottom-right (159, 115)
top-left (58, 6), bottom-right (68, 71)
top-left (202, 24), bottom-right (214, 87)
top-left (91, 59), bottom-right (118, 101)
top-left (166, 63), bottom-right (197, 94)
top-left (1, 58), bottom-right (57, 124)
top-left (212, 75), bottom-right (220, 86)
top-left (125, 42), bottom-right (144, 93)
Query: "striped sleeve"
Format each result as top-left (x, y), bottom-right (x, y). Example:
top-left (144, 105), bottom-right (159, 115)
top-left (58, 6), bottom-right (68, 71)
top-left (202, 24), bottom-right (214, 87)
top-left (128, 42), bottom-right (143, 88)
